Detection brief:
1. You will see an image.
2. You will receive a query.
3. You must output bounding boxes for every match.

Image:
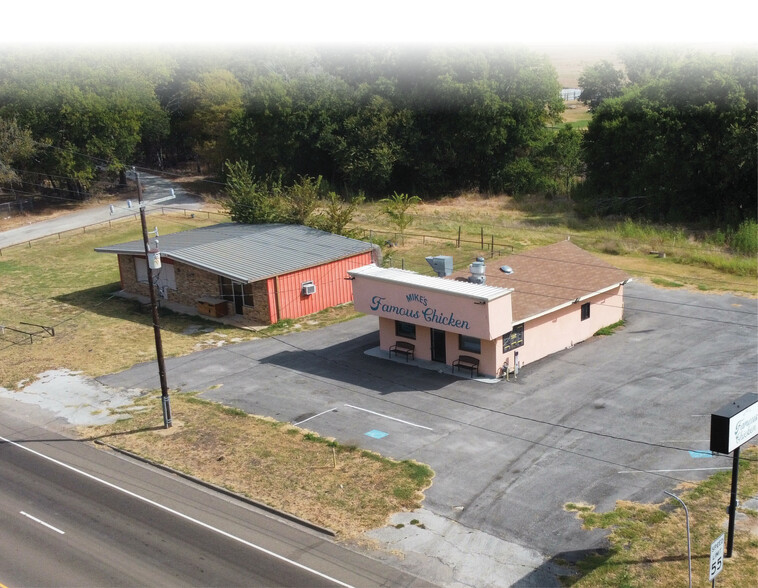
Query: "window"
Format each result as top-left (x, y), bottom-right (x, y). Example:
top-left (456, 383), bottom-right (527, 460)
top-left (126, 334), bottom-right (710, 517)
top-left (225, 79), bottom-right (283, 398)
top-left (134, 257), bottom-right (176, 289)
top-left (581, 302), bottom-right (590, 321)
top-left (395, 321), bottom-right (416, 340)
top-left (219, 277), bottom-right (254, 313)
top-left (502, 323), bottom-right (525, 352)
top-left (459, 334), bottom-right (481, 354)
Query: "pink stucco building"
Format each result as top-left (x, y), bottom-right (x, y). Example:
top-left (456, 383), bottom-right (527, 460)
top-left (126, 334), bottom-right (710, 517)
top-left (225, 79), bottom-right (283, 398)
top-left (349, 240), bottom-right (630, 378)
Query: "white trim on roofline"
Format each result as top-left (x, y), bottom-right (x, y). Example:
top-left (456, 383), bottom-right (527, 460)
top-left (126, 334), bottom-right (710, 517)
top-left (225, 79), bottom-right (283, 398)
top-left (516, 282), bottom-right (626, 326)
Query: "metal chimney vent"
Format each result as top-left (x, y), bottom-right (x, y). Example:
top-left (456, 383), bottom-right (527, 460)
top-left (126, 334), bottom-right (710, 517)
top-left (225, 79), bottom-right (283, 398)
top-left (468, 259), bottom-right (486, 284)
top-left (500, 265), bottom-right (514, 274)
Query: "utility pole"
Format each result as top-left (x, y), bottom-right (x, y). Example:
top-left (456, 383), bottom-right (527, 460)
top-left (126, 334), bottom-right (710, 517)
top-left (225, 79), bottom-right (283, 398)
top-left (135, 170), bottom-right (172, 428)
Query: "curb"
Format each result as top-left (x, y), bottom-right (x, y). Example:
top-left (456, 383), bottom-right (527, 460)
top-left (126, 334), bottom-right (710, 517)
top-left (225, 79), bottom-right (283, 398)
top-left (93, 439), bottom-right (337, 537)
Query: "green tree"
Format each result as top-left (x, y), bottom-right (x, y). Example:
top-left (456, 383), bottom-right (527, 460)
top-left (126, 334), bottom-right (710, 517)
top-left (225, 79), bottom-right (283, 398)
top-left (541, 125), bottom-right (584, 195)
top-left (310, 191), bottom-right (364, 236)
top-left (578, 61), bottom-right (625, 111)
top-left (284, 175), bottom-right (322, 225)
top-left (222, 160), bottom-right (283, 224)
top-left (581, 51), bottom-right (757, 224)
top-left (181, 69), bottom-right (243, 174)
top-left (0, 51), bottom-right (170, 196)
top-left (0, 117), bottom-right (35, 184)
top-left (380, 192), bottom-right (421, 237)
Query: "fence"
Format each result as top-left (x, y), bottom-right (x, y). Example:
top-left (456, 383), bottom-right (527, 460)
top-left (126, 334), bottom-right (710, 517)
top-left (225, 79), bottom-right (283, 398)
top-left (356, 226), bottom-right (518, 273)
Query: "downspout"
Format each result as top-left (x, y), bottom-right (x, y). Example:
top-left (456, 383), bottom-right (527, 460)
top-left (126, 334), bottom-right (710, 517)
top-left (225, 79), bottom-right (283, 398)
top-left (273, 276), bottom-right (282, 323)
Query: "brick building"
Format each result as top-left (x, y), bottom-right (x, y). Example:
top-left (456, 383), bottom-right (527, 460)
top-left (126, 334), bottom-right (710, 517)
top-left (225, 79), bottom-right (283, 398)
top-left (96, 223), bottom-right (377, 325)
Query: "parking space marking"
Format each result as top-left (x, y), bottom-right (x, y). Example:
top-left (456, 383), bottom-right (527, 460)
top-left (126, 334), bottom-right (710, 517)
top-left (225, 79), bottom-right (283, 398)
top-left (688, 450), bottom-right (714, 458)
top-left (617, 467), bottom-right (732, 474)
top-left (293, 408), bottom-right (337, 426)
top-left (344, 404), bottom-right (433, 431)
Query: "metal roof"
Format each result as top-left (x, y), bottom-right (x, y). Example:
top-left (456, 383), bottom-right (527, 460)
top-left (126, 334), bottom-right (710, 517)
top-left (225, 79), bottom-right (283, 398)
top-left (348, 264), bottom-right (513, 302)
top-left (95, 223), bottom-right (375, 283)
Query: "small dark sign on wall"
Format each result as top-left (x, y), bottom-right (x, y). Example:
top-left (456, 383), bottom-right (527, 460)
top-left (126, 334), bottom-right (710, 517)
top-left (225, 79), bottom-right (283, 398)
top-left (710, 392), bottom-right (758, 454)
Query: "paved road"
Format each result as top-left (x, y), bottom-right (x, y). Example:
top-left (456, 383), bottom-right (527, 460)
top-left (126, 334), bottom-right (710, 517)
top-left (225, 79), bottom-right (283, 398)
top-left (0, 411), bottom-right (432, 588)
top-left (100, 282), bottom-right (758, 570)
top-left (0, 172), bottom-right (203, 250)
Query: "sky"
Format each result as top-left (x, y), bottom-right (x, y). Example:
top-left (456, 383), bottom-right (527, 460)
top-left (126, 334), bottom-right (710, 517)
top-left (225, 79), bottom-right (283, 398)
top-left (4, 1), bottom-right (757, 47)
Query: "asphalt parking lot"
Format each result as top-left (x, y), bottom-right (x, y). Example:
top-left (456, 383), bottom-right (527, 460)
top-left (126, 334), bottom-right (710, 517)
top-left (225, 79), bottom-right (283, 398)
top-left (100, 281), bottom-right (758, 563)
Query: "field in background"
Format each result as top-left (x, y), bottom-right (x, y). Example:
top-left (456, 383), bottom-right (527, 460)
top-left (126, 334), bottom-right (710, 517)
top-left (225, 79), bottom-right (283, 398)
top-left (349, 194), bottom-right (757, 297)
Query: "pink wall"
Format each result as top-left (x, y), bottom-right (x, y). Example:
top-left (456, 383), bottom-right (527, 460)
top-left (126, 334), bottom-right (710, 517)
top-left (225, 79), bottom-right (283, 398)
top-left (379, 286), bottom-right (624, 378)
top-left (267, 252), bottom-right (374, 323)
top-left (353, 276), bottom-right (512, 340)
top-left (497, 286), bottom-right (625, 372)
top-left (378, 317), bottom-right (501, 375)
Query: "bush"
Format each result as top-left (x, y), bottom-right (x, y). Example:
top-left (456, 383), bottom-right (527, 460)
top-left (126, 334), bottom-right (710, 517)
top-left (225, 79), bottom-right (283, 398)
top-left (730, 219), bottom-right (758, 256)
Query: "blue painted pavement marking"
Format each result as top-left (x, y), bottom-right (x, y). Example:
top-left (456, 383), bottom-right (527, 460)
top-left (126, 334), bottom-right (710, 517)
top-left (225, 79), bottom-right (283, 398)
top-left (365, 430), bottom-right (388, 439)
top-left (689, 450), bottom-right (714, 458)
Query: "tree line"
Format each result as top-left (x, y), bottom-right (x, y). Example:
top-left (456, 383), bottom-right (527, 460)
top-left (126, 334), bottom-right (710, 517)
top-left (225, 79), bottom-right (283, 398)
top-left (0, 46), bottom-right (755, 228)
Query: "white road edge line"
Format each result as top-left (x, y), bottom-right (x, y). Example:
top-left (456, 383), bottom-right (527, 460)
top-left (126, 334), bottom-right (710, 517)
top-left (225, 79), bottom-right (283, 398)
top-left (617, 467), bottom-right (733, 474)
top-left (20, 511), bottom-right (65, 535)
top-left (293, 408), bottom-right (336, 426)
top-left (0, 435), bottom-right (354, 588)
top-left (344, 404), bottom-right (433, 431)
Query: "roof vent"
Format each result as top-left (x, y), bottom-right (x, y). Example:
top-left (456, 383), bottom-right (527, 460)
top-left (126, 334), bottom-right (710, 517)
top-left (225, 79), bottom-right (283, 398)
top-left (468, 259), bottom-right (486, 284)
top-left (426, 255), bottom-right (453, 277)
top-left (500, 265), bottom-right (514, 274)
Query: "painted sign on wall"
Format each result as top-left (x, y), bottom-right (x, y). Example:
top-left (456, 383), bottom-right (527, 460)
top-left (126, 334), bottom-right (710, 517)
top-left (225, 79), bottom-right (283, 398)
top-left (369, 294), bottom-right (471, 330)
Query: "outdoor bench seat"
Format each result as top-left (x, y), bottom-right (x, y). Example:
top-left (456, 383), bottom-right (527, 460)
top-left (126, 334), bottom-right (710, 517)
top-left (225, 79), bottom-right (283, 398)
top-left (389, 341), bottom-right (415, 361)
top-left (452, 355), bottom-right (479, 377)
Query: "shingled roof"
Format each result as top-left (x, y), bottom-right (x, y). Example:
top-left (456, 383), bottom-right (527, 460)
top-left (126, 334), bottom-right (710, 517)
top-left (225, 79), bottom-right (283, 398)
top-left (95, 223), bottom-right (375, 283)
top-left (448, 240), bottom-right (629, 322)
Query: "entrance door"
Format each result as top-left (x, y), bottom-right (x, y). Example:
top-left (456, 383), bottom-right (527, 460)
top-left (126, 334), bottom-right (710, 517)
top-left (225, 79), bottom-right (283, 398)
top-left (431, 329), bottom-right (446, 363)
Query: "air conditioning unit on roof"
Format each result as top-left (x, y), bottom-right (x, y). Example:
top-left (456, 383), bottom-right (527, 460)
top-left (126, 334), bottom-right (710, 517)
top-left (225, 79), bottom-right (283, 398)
top-left (302, 281), bottom-right (316, 296)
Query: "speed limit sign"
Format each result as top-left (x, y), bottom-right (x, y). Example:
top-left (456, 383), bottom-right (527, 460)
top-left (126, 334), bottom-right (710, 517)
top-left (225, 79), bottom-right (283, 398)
top-left (710, 534), bottom-right (724, 581)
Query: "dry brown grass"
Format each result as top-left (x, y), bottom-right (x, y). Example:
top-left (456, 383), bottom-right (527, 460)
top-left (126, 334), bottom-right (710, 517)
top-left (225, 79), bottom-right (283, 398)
top-left (564, 447), bottom-right (758, 587)
top-left (79, 393), bottom-right (434, 539)
top-left (561, 100), bottom-right (592, 125)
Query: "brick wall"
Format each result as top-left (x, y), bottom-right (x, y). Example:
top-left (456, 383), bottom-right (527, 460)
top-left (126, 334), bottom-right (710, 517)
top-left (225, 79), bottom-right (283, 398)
top-left (117, 254), bottom-right (276, 324)
top-left (241, 281), bottom-right (272, 324)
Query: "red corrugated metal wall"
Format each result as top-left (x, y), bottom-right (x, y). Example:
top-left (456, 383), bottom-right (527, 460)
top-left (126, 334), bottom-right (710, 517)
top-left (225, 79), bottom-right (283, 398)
top-left (267, 252), bottom-right (374, 322)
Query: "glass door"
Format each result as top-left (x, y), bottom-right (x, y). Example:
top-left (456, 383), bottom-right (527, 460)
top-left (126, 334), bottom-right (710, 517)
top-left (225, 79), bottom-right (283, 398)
top-left (431, 329), bottom-right (446, 363)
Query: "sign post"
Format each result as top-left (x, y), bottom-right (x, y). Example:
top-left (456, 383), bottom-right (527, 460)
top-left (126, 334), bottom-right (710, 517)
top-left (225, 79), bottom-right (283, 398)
top-left (709, 533), bottom-right (724, 586)
top-left (710, 392), bottom-right (758, 557)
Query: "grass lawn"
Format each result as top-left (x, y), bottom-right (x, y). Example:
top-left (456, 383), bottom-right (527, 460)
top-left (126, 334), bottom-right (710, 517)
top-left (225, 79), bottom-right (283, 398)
top-left (0, 212), bottom-right (360, 389)
top-left (563, 447), bottom-right (758, 587)
top-left (78, 392), bottom-right (433, 539)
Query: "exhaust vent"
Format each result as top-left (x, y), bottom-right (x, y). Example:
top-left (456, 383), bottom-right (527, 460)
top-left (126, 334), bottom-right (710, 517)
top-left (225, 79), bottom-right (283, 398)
top-left (426, 255), bottom-right (453, 277)
top-left (468, 257), bottom-right (486, 284)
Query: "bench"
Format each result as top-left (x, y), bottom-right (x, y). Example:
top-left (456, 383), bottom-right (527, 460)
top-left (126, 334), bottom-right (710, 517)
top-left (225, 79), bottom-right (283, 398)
top-left (452, 355), bottom-right (479, 377)
top-left (389, 341), bottom-right (415, 362)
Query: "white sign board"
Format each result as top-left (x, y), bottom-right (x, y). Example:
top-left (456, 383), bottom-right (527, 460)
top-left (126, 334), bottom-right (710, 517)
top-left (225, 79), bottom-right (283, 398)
top-left (728, 402), bottom-right (758, 452)
top-left (710, 534), bottom-right (724, 581)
